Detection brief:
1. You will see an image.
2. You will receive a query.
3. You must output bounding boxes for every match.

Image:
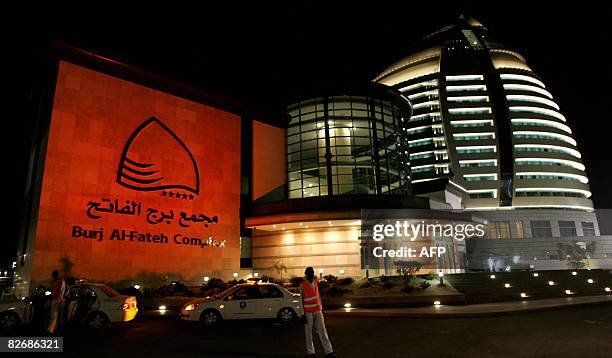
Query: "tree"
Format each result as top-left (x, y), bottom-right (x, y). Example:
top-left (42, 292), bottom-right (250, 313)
top-left (556, 242), bottom-right (596, 269)
top-left (273, 261), bottom-right (288, 280)
top-left (394, 260), bottom-right (422, 281)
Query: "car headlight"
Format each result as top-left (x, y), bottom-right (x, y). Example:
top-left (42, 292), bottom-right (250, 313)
top-left (183, 303), bottom-right (199, 311)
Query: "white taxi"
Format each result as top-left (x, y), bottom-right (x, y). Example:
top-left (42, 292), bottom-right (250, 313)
top-left (63, 283), bottom-right (138, 329)
top-left (180, 282), bottom-right (303, 326)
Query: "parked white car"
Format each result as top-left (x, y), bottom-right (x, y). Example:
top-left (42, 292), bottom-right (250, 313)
top-left (63, 283), bottom-right (138, 329)
top-left (180, 282), bottom-right (303, 326)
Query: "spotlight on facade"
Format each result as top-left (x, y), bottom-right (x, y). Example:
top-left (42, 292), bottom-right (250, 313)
top-left (571, 271), bottom-right (577, 276)
top-left (504, 283), bottom-right (511, 288)
top-left (490, 275), bottom-right (496, 279)
top-left (299, 223), bottom-right (303, 226)
top-left (533, 273), bottom-right (539, 277)
top-left (339, 269), bottom-right (345, 274)
top-left (233, 272), bottom-right (238, 278)
top-left (587, 279), bottom-right (594, 284)
top-left (433, 301), bottom-right (441, 305)
top-left (344, 303), bottom-right (351, 308)
top-left (204, 276), bottom-right (210, 282)
top-left (272, 225), bottom-right (277, 228)
top-left (548, 281), bottom-right (555, 286)
top-left (159, 305), bottom-right (167, 311)
top-left (282, 227), bottom-right (286, 231)
top-left (254, 272), bottom-right (259, 278)
top-left (520, 293), bottom-right (527, 298)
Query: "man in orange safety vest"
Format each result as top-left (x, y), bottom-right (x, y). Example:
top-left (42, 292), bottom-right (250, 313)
top-left (300, 267), bottom-right (336, 358)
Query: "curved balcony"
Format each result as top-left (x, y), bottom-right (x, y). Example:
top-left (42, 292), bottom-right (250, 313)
top-left (512, 196), bottom-right (594, 211)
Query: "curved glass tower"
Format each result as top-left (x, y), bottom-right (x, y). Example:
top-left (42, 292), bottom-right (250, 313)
top-left (374, 16), bottom-right (593, 211)
top-left (286, 85), bottom-right (412, 198)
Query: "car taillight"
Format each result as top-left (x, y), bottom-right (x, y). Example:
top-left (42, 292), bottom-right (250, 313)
top-left (120, 297), bottom-right (137, 310)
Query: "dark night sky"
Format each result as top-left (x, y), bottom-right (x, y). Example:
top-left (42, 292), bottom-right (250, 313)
top-left (3, 1), bottom-right (611, 267)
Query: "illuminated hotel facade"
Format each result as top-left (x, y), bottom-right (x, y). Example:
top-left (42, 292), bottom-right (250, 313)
top-left (15, 20), bottom-right (611, 295)
top-left (373, 16), bottom-right (594, 213)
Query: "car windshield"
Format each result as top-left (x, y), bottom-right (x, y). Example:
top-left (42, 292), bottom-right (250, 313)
top-left (98, 284), bottom-right (121, 298)
top-left (214, 286), bottom-right (238, 299)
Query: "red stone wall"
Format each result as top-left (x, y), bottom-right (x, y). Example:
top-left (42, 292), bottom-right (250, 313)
top-left (32, 61), bottom-right (241, 286)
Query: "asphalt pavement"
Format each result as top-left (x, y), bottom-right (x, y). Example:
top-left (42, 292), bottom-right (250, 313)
top-left (34, 305), bottom-right (612, 357)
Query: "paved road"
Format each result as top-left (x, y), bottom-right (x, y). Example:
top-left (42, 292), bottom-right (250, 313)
top-left (26, 305), bottom-right (612, 357)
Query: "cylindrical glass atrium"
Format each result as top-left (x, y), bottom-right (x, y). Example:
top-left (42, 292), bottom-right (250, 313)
top-left (287, 85), bottom-right (412, 199)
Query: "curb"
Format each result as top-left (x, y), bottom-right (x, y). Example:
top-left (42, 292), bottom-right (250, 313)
top-left (324, 296), bottom-right (612, 318)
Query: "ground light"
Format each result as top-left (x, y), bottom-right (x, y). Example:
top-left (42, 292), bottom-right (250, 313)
top-left (571, 271), bottom-right (577, 276)
top-left (504, 283), bottom-right (511, 288)
top-left (605, 287), bottom-right (611, 292)
top-left (490, 274), bottom-right (496, 279)
top-left (233, 272), bottom-right (238, 278)
top-left (433, 301), bottom-right (441, 305)
top-left (548, 281), bottom-right (555, 286)
top-left (204, 276), bottom-right (210, 282)
top-left (133, 284), bottom-right (141, 290)
top-left (254, 272), bottom-right (259, 277)
top-left (159, 305), bottom-right (167, 310)
top-left (565, 290), bottom-right (573, 295)
top-left (520, 293), bottom-right (528, 298)
top-left (438, 271), bottom-right (444, 285)
top-left (344, 303), bottom-right (351, 308)
top-left (587, 279), bottom-right (594, 284)
top-left (339, 269), bottom-right (345, 274)
top-left (533, 273), bottom-right (539, 277)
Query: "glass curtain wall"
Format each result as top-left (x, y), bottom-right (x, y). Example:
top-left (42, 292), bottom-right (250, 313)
top-left (287, 95), bottom-right (410, 198)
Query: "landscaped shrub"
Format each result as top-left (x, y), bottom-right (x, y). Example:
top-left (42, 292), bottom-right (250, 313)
top-left (359, 281), bottom-right (372, 289)
top-left (359, 279), bottom-right (376, 289)
top-left (289, 276), bottom-right (304, 287)
top-left (423, 272), bottom-right (435, 281)
top-left (337, 277), bottom-right (354, 286)
top-left (323, 274), bottom-right (338, 282)
top-left (419, 280), bottom-right (431, 290)
top-left (228, 279), bottom-right (246, 286)
top-left (401, 285), bottom-right (414, 294)
top-left (382, 281), bottom-right (395, 289)
top-left (395, 260), bottom-right (422, 282)
top-left (318, 280), bottom-right (331, 290)
top-left (325, 286), bottom-right (350, 297)
top-left (207, 278), bottom-right (226, 290)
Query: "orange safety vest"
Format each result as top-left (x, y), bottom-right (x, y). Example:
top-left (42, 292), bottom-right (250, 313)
top-left (300, 278), bottom-right (322, 313)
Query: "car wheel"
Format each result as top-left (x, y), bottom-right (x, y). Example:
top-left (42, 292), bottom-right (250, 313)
top-left (277, 307), bottom-right (296, 324)
top-left (0, 311), bottom-right (20, 332)
top-left (86, 311), bottom-right (109, 330)
top-left (200, 309), bottom-right (221, 327)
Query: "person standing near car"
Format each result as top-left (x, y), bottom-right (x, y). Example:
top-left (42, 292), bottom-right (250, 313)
top-left (300, 267), bottom-right (336, 358)
top-left (47, 270), bottom-right (65, 334)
